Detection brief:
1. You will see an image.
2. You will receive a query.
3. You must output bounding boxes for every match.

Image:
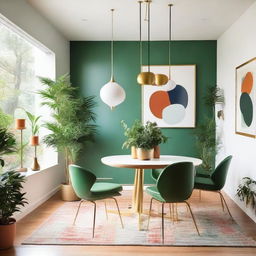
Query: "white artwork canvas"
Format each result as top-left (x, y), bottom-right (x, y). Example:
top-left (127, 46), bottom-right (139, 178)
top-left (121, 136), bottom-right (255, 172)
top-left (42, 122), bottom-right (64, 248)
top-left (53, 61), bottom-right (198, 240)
top-left (142, 65), bottom-right (196, 128)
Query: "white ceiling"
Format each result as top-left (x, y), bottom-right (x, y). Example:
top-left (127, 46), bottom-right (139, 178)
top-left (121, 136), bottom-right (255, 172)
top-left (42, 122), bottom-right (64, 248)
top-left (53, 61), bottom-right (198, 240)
top-left (27, 0), bottom-right (255, 41)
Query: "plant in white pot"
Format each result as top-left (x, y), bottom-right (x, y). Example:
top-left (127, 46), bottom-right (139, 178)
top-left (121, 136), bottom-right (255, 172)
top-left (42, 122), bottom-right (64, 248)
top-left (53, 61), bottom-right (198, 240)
top-left (0, 170), bottom-right (28, 249)
top-left (38, 74), bottom-right (97, 201)
top-left (146, 122), bottom-right (168, 158)
top-left (121, 120), bottom-right (144, 159)
top-left (134, 122), bottom-right (155, 160)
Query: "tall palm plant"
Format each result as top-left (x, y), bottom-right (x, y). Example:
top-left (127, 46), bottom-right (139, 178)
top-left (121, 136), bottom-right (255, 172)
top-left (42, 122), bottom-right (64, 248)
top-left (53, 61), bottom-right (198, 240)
top-left (38, 74), bottom-right (97, 184)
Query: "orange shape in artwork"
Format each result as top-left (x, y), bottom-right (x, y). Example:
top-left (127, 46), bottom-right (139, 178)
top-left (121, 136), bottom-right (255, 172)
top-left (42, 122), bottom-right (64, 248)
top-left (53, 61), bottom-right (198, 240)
top-left (241, 72), bottom-right (253, 94)
top-left (149, 91), bottom-right (171, 119)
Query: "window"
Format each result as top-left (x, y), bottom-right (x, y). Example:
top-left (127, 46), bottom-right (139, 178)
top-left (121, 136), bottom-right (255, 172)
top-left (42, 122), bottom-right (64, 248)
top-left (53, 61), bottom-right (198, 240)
top-left (0, 14), bottom-right (57, 171)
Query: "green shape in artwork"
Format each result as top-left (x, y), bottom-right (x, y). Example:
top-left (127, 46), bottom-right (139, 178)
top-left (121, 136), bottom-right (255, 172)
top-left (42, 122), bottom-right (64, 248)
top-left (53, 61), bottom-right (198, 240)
top-left (240, 92), bottom-right (253, 127)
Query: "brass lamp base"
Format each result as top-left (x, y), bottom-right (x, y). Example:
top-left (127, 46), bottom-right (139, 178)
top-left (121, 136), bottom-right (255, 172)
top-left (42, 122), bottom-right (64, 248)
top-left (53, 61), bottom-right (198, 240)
top-left (32, 157), bottom-right (40, 171)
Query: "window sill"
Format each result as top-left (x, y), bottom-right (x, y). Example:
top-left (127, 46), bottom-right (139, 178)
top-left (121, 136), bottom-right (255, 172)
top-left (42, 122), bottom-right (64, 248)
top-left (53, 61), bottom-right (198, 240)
top-left (20, 163), bottom-right (60, 178)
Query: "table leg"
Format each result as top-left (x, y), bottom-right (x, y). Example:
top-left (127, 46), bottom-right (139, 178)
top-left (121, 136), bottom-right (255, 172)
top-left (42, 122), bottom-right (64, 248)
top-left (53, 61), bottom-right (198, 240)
top-left (132, 168), bottom-right (144, 229)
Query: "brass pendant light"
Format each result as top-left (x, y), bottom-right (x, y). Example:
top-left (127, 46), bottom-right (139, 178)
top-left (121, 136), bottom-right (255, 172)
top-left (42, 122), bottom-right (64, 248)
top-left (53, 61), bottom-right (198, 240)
top-left (137, 0), bottom-right (155, 86)
top-left (137, 0), bottom-right (168, 86)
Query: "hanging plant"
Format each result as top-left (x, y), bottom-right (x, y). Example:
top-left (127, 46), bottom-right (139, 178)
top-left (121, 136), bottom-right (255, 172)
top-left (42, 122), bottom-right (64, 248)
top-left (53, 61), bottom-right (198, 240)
top-left (237, 177), bottom-right (256, 212)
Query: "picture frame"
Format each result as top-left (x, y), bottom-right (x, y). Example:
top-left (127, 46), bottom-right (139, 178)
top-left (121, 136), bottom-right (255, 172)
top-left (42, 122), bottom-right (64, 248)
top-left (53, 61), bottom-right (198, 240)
top-left (235, 57), bottom-right (256, 138)
top-left (141, 65), bottom-right (196, 128)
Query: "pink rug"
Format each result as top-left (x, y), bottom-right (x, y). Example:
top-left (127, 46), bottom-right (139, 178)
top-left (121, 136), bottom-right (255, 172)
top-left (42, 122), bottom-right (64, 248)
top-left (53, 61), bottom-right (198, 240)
top-left (23, 193), bottom-right (256, 246)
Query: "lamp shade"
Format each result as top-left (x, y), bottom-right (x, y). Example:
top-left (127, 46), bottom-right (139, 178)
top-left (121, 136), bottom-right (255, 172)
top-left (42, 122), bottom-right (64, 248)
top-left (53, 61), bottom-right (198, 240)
top-left (154, 74), bottom-right (168, 86)
top-left (100, 80), bottom-right (126, 109)
top-left (137, 72), bottom-right (155, 85)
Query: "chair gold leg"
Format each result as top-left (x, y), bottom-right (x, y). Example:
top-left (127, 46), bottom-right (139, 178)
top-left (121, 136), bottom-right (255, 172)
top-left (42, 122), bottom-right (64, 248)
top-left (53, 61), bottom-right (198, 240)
top-left (161, 203), bottom-right (165, 244)
top-left (217, 191), bottom-right (225, 211)
top-left (184, 201), bottom-right (200, 236)
top-left (73, 200), bottom-right (84, 225)
top-left (147, 197), bottom-right (154, 230)
top-left (219, 192), bottom-right (233, 219)
top-left (104, 200), bottom-right (108, 220)
top-left (169, 203), bottom-right (172, 220)
top-left (199, 190), bottom-right (202, 201)
top-left (111, 197), bottom-right (124, 228)
top-left (91, 201), bottom-right (96, 238)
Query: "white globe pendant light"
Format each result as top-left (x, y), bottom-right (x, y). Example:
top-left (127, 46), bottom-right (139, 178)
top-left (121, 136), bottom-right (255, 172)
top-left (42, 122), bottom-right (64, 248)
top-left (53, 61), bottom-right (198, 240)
top-left (100, 9), bottom-right (125, 109)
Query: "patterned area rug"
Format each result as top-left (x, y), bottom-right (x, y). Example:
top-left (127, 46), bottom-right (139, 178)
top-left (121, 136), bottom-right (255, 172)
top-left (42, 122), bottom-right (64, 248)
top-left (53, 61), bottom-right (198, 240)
top-left (23, 192), bottom-right (256, 246)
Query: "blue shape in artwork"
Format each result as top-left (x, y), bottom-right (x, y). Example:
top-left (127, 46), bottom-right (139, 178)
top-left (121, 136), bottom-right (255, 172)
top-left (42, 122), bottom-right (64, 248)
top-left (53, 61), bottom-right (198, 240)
top-left (167, 85), bottom-right (188, 108)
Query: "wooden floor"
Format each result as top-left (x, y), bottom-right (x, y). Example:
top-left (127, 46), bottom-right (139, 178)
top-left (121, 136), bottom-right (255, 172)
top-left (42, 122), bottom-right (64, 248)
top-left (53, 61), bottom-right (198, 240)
top-left (1, 189), bottom-right (256, 256)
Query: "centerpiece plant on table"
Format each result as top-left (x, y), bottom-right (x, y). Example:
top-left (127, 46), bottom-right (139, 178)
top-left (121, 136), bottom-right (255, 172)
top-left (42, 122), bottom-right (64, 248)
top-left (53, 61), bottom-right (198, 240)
top-left (121, 120), bottom-right (144, 159)
top-left (38, 74), bottom-right (97, 201)
top-left (121, 120), bottom-right (167, 160)
top-left (145, 121), bottom-right (168, 158)
top-left (0, 170), bottom-right (27, 249)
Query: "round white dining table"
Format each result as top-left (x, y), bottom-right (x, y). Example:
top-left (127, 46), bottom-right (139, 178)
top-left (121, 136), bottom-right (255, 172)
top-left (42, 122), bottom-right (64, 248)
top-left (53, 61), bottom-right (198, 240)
top-left (101, 155), bottom-right (202, 229)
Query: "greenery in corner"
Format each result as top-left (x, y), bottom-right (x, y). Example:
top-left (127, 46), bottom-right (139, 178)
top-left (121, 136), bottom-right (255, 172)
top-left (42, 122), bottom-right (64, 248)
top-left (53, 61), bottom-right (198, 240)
top-left (24, 110), bottom-right (41, 136)
top-left (193, 86), bottom-right (224, 172)
top-left (237, 177), bottom-right (256, 212)
top-left (0, 108), bottom-right (13, 129)
top-left (121, 120), bottom-right (167, 150)
top-left (0, 128), bottom-right (17, 167)
top-left (0, 170), bottom-right (28, 225)
top-left (38, 74), bottom-right (97, 184)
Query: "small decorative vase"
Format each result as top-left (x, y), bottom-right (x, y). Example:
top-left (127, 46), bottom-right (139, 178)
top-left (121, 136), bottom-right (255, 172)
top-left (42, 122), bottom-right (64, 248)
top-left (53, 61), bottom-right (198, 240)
top-left (131, 146), bottom-right (137, 159)
top-left (153, 145), bottom-right (160, 158)
top-left (137, 148), bottom-right (153, 160)
top-left (32, 157), bottom-right (40, 171)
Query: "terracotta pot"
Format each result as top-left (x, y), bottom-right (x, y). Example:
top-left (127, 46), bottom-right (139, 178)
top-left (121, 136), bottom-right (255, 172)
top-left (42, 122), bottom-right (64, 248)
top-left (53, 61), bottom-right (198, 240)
top-left (30, 135), bottom-right (39, 146)
top-left (61, 184), bottom-right (79, 201)
top-left (153, 145), bottom-right (160, 158)
top-left (0, 218), bottom-right (16, 249)
top-left (131, 146), bottom-right (137, 159)
top-left (137, 148), bottom-right (154, 160)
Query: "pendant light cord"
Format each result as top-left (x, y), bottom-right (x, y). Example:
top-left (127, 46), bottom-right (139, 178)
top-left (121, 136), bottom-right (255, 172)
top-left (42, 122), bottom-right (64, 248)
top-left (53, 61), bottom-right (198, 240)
top-left (148, 1), bottom-right (151, 72)
top-left (139, 1), bottom-right (142, 68)
top-left (111, 9), bottom-right (114, 81)
top-left (168, 4), bottom-right (173, 79)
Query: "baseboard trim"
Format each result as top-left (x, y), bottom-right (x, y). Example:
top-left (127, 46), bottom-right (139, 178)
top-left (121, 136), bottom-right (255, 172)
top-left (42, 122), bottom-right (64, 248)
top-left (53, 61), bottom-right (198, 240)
top-left (14, 185), bottom-right (61, 221)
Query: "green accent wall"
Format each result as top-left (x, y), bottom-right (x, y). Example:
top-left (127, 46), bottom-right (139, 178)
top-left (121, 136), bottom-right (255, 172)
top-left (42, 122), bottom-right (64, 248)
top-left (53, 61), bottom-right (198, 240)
top-left (70, 41), bottom-right (216, 184)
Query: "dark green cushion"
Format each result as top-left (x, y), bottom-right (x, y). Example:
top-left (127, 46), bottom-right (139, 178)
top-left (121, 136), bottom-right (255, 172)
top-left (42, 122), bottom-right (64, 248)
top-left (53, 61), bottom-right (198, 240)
top-left (91, 182), bottom-right (122, 194)
top-left (194, 176), bottom-right (218, 190)
top-left (146, 186), bottom-right (166, 202)
top-left (196, 169), bottom-right (212, 178)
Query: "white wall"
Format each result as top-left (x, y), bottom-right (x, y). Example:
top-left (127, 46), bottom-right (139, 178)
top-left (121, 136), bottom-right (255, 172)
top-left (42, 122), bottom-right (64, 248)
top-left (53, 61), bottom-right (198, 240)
top-left (217, 2), bottom-right (256, 222)
top-left (0, 0), bottom-right (69, 219)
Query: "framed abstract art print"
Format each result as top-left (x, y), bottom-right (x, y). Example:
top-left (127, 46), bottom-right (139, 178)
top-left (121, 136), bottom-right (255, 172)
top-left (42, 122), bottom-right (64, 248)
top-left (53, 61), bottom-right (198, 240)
top-left (142, 65), bottom-right (196, 128)
top-left (236, 57), bottom-right (256, 138)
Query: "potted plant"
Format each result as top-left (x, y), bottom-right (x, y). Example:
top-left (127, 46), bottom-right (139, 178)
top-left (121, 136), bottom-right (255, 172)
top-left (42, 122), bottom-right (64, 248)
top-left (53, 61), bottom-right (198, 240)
top-left (0, 128), bottom-right (17, 168)
top-left (38, 74), bottom-right (97, 201)
top-left (0, 170), bottom-right (28, 249)
top-left (193, 86), bottom-right (224, 174)
top-left (237, 177), bottom-right (256, 210)
top-left (145, 121), bottom-right (167, 158)
top-left (121, 120), bottom-right (144, 159)
top-left (24, 110), bottom-right (41, 171)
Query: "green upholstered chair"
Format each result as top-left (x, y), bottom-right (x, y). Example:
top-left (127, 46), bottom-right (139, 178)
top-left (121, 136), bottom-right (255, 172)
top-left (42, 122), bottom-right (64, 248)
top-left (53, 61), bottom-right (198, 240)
top-left (69, 164), bottom-right (124, 238)
top-left (146, 162), bottom-right (200, 243)
top-left (194, 155), bottom-right (233, 218)
top-left (151, 169), bottom-right (162, 182)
